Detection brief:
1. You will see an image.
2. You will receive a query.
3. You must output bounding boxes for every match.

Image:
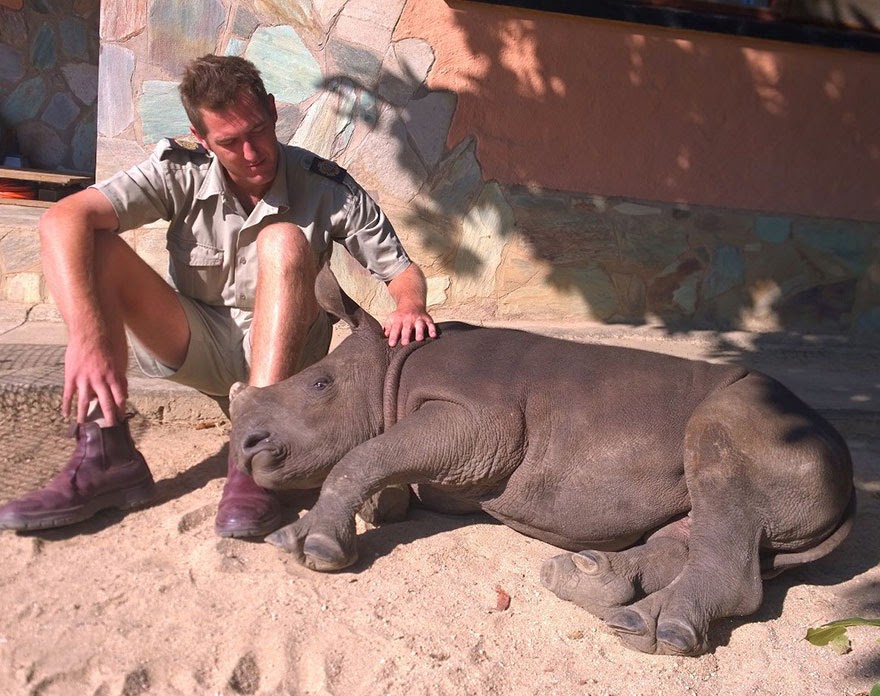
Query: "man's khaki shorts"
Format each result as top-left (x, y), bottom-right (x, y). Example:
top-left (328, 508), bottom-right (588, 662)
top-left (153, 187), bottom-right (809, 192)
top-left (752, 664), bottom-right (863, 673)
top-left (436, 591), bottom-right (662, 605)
top-left (128, 295), bottom-right (333, 399)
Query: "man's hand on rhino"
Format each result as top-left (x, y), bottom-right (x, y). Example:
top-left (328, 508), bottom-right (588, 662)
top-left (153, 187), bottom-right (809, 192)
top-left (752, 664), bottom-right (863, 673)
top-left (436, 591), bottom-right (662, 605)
top-left (383, 307), bottom-right (437, 347)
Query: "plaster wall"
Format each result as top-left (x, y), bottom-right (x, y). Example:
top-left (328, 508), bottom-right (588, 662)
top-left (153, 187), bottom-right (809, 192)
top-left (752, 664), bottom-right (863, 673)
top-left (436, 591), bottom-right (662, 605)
top-left (401, 1), bottom-right (880, 223)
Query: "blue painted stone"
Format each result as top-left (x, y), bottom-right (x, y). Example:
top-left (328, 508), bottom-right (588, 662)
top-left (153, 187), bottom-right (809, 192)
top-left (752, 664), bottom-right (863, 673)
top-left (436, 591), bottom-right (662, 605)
top-left (31, 23), bottom-right (57, 70)
top-left (17, 120), bottom-right (65, 169)
top-left (244, 26), bottom-right (321, 104)
top-left (60, 17), bottom-right (90, 60)
top-left (139, 81), bottom-right (192, 144)
top-left (794, 222), bottom-right (872, 275)
top-left (42, 92), bottom-right (80, 130)
top-left (73, 110), bottom-right (97, 171)
top-left (0, 44), bottom-right (24, 85)
top-left (706, 245), bottom-right (744, 299)
top-left (755, 216), bottom-right (790, 244)
top-left (225, 37), bottom-right (247, 57)
top-left (2, 77), bottom-right (48, 123)
top-left (62, 63), bottom-right (98, 105)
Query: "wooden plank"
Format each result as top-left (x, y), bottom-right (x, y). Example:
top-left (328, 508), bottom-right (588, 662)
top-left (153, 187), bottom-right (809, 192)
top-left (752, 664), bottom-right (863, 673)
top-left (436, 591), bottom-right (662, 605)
top-left (0, 198), bottom-right (52, 208)
top-left (0, 166), bottom-right (93, 186)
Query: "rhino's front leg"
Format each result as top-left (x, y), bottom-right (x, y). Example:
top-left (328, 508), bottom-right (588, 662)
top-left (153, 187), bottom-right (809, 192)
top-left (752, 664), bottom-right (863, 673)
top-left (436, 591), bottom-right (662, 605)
top-left (267, 504), bottom-right (359, 572)
top-left (269, 402), bottom-right (506, 572)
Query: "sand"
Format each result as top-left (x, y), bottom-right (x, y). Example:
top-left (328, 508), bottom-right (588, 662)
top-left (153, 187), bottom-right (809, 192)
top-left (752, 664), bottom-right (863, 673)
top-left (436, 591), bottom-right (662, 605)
top-left (0, 412), bottom-right (878, 696)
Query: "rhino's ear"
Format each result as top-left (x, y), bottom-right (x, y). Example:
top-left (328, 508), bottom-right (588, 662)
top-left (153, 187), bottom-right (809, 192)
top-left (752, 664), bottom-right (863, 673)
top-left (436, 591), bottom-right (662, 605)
top-left (315, 263), bottom-right (378, 333)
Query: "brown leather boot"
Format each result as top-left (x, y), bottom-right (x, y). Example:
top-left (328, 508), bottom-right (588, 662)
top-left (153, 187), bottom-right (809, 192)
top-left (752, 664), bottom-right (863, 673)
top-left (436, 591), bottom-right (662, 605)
top-left (214, 454), bottom-right (283, 538)
top-left (0, 420), bottom-right (156, 531)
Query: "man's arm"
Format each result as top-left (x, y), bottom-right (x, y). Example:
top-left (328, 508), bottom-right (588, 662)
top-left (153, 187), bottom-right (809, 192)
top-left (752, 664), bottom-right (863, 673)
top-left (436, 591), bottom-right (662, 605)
top-left (384, 263), bottom-right (437, 347)
top-left (39, 188), bottom-right (127, 423)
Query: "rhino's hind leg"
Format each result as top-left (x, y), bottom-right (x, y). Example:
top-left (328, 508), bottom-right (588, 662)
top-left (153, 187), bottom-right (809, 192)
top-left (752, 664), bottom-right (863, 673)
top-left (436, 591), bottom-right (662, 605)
top-left (606, 521), bottom-right (764, 657)
top-left (606, 377), bottom-right (816, 656)
top-left (541, 523), bottom-right (689, 619)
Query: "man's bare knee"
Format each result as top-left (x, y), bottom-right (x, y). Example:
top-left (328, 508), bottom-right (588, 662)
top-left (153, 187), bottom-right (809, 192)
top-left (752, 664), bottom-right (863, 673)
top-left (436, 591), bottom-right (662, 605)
top-left (256, 223), bottom-right (315, 275)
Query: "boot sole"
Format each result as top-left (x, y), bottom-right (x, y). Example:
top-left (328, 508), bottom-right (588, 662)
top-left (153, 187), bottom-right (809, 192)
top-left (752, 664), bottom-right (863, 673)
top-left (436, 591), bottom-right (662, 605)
top-left (0, 479), bottom-right (158, 531)
top-left (214, 512), bottom-right (284, 539)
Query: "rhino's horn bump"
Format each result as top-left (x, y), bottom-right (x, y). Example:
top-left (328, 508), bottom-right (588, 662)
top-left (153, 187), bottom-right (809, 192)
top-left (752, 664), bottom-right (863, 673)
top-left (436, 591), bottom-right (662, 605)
top-left (229, 381), bottom-right (247, 405)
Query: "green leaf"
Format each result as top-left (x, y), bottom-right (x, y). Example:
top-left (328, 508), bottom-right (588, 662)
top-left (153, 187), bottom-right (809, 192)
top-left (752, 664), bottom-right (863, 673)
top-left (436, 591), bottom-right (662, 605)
top-left (806, 624), bottom-right (850, 647)
top-left (805, 618), bottom-right (880, 652)
top-left (870, 682), bottom-right (880, 696)
top-left (828, 632), bottom-right (852, 655)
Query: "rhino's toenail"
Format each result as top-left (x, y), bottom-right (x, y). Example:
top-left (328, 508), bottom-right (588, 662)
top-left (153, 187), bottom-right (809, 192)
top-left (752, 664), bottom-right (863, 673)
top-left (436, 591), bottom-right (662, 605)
top-left (607, 609), bottom-right (648, 636)
top-left (572, 550), bottom-right (601, 575)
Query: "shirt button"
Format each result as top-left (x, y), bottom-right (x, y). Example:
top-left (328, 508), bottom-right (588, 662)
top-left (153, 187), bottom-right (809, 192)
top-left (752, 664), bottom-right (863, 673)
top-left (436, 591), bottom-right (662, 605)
top-left (239, 293), bottom-right (246, 300)
top-left (239, 257), bottom-right (246, 265)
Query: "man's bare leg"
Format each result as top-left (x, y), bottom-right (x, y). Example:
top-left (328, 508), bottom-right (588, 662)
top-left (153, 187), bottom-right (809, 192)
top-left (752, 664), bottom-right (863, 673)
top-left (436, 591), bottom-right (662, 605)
top-left (216, 222), bottom-right (321, 537)
top-left (247, 223), bottom-right (320, 386)
top-left (0, 227), bottom-right (190, 531)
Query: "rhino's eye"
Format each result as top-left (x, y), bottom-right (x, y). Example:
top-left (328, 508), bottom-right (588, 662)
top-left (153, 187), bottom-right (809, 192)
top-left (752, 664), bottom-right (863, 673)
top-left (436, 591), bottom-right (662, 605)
top-left (312, 377), bottom-right (331, 391)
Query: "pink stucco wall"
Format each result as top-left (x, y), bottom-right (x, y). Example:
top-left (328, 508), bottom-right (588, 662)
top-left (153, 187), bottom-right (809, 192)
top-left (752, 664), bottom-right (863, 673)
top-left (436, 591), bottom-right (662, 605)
top-left (399, 1), bottom-right (880, 222)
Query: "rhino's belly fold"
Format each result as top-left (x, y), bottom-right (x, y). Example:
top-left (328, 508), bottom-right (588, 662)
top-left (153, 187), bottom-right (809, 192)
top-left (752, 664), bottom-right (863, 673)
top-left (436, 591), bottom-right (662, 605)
top-left (485, 508), bottom-right (651, 552)
top-left (477, 473), bottom-right (690, 551)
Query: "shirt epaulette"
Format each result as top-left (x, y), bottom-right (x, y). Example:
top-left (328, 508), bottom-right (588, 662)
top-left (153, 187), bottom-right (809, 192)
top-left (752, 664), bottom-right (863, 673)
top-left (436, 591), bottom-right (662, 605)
top-left (308, 155), bottom-right (348, 184)
top-left (155, 137), bottom-right (210, 163)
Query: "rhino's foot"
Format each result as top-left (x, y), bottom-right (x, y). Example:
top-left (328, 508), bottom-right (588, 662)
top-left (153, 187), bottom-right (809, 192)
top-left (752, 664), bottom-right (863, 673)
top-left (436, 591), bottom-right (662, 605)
top-left (606, 589), bottom-right (709, 656)
top-left (656, 618), bottom-right (707, 656)
top-left (540, 550), bottom-right (637, 619)
top-left (266, 519), bottom-right (358, 572)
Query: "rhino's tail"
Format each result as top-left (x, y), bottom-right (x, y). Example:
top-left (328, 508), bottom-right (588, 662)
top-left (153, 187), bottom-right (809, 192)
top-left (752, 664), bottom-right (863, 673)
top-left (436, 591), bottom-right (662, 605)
top-left (760, 487), bottom-right (857, 579)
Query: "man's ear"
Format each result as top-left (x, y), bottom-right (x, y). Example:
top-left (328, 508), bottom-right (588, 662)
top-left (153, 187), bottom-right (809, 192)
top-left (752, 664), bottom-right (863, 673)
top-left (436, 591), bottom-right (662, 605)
top-left (267, 94), bottom-right (277, 123)
top-left (190, 124), bottom-right (209, 150)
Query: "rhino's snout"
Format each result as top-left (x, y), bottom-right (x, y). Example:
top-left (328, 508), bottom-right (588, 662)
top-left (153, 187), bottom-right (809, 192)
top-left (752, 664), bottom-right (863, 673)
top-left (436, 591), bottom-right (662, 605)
top-left (242, 429), bottom-right (272, 454)
top-left (237, 430), bottom-right (276, 475)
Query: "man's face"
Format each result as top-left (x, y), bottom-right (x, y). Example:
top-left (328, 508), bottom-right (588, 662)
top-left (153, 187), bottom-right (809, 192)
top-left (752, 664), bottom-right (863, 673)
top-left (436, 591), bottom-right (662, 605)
top-left (192, 90), bottom-right (279, 199)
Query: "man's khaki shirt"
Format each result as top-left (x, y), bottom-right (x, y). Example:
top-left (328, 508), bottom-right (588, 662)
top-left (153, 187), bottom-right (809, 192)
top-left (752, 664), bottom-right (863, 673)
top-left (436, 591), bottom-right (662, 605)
top-left (94, 138), bottom-right (411, 328)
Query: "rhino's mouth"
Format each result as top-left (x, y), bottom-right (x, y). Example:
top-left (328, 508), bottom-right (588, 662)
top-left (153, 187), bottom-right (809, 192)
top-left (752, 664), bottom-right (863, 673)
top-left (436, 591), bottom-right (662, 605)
top-left (250, 448), bottom-right (282, 474)
top-left (238, 430), bottom-right (285, 476)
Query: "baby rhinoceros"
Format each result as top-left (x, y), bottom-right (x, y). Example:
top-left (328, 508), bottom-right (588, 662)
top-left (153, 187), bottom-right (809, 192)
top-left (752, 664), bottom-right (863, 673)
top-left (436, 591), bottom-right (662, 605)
top-left (229, 266), bottom-right (854, 657)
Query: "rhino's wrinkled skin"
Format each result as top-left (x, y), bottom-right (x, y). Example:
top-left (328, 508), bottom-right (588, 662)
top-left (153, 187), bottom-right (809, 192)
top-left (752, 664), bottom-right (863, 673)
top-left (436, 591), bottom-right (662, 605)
top-left (230, 267), bottom-right (854, 656)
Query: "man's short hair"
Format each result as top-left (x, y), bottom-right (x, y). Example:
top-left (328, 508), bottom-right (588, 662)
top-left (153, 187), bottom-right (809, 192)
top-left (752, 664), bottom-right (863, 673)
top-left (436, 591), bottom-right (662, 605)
top-left (179, 55), bottom-right (272, 136)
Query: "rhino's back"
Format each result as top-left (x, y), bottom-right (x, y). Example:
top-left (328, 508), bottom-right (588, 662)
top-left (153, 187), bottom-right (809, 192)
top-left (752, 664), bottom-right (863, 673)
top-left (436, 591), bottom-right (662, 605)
top-left (398, 323), bottom-right (748, 418)
top-left (397, 325), bottom-right (750, 549)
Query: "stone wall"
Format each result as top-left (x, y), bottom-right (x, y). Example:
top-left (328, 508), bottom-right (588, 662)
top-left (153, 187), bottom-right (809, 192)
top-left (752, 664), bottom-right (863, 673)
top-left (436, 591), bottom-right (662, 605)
top-left (35, 0), bottom-right (880, 337)
top-left (0, 0), bottom-right (99, 172)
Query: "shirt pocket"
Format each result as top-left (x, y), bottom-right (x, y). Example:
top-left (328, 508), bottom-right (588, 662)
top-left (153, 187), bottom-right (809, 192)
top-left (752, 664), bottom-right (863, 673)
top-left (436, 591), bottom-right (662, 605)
top-left (167, 237), bottom-right (227, 304)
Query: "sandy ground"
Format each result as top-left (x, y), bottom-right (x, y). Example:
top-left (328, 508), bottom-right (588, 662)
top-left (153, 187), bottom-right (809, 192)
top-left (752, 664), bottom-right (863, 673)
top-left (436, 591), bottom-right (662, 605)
top-left (0, 408), bottom-right (877, 696)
